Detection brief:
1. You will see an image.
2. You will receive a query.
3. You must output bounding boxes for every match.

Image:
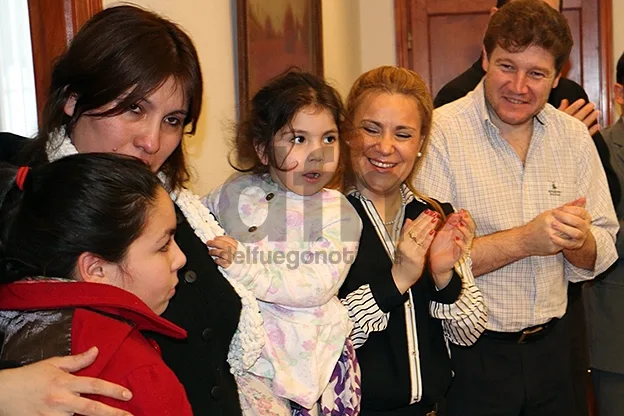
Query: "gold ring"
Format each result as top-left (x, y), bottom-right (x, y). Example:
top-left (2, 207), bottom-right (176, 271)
top-left (408, 232), bottom-right (421, 246)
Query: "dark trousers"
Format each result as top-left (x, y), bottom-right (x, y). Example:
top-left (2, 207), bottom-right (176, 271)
top-left (592, 369), bottom-right (624, 416)
top-left (567, 282), bottom-right (590, 416)
top-left (361, 401), bottom-right (437, 416)
top-left (446, 314), bottom-right (574, 416)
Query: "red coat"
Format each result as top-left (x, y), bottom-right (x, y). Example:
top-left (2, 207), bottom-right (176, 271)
top-left (0, 281), bottom-right (193, 416)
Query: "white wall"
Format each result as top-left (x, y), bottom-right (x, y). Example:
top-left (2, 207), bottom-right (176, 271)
top-left (322, 0), bottom-right (362, 98)
top-left (101, 0), bottom-right (395, 194)
top-left (322, 0), bottom-right (397, 97)
top-left (359, 0), bottom-right (396, 73)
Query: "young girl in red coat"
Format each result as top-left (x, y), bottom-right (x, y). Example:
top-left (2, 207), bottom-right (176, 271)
top-left (0, 153), bottom-right (193, 415)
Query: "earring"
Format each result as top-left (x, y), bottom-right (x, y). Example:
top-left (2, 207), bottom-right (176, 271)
top-left (417, 152), bottom-right (422, 158)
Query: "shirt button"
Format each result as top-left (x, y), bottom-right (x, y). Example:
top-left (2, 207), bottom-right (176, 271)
top-left (211, 385), bottom-right (222, 400)
top-left (248, 225), bottom-right (258, 232)
top-left (184, 270), bottom-right (197, 284)
top-left (202, 328), bottom-right (214, 342)
top-left (266, 192), bottom-right (274, 201)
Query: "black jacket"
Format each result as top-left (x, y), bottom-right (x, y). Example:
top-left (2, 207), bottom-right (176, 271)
top-left (0, 132), bottom-right (28, 164)
top-left (434, 59), bottom-right (622, 207)
top-left (339, 197), bottom-right (462, 415)
top-left (0, 132), bottom-right (243, 416)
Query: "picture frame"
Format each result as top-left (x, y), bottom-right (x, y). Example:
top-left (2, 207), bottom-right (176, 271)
top-left (236, 0), bottom-right (324, 116)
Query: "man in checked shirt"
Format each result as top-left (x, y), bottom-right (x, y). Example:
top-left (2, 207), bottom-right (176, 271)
top-left (414, 1), bottom-right (618, 415)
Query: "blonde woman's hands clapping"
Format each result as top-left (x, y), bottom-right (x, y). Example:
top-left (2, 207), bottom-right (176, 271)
top-left (429, 209), bottom-right (475, 289)
top-left (392, 209), bottom-right (440, 294)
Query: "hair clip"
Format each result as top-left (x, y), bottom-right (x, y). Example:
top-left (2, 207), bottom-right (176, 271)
top-left (16, 166), bottom-right (30, 191)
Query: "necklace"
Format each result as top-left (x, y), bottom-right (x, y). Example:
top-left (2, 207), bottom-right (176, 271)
top-left (46, 128), bottom-right (263, 375)
top-left (382, 186), bottom-right (407, 226)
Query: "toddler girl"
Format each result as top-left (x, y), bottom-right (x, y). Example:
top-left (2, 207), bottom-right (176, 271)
top-left (204, 71), bottom-right (362, 415)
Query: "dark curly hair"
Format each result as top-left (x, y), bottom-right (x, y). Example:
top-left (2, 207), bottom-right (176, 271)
top-left (496, 0), bottom-right (562, 11)
top-left (231, 69), bottom-right (345, 188)
top-left (485, 0), bottom-right (572, 74)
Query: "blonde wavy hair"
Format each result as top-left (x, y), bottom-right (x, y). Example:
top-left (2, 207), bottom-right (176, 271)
top-left (343, 66), bottom-right (445, 217)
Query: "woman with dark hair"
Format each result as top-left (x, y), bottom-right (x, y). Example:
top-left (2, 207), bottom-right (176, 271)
top-left (0, 154), bottom-right (191, 415)
top-left (0, 5), bottom-right (249, 416)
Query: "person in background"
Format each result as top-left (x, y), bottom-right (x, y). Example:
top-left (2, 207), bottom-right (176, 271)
top-left (0, 5), bottom-right (248, 415)
top-left (433, 1), bottom-right (620, 414)
top-left (585, 51), bottom-right (624, 416)
top-left (415, 1), bottom-right (618, 414)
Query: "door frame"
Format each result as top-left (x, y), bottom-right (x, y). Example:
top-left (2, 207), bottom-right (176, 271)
top-left (27, 0), bottom-right (103, 119)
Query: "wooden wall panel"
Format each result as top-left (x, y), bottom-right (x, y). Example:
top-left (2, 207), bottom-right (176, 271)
top-left (27, 0), bottom-right (102, 119)
top-left (428, 13), bottom-right (489, 96)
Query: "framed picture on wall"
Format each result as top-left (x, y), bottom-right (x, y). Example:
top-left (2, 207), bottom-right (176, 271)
top-left (236, 0), bottom-right (323, 116)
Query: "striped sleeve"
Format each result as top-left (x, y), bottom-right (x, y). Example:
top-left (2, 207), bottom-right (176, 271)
top-left (429, 256), bottom-right (487, 346)
top-left (341, 284), bottom-right (389, 349)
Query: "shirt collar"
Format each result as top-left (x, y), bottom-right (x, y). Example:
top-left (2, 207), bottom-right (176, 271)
top-left (348, 183), bottom-right (416, 205)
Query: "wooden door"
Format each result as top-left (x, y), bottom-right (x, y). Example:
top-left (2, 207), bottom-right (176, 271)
top-left (27, 0), bottom-right (102, 118)
top-left (395, 0), bottom-right (615, 125)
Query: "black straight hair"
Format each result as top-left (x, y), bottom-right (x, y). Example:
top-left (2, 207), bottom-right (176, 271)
top-left (0, 153), bottom-right (162, 283)
top-left (617, 51), bottom-right (624, 85)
